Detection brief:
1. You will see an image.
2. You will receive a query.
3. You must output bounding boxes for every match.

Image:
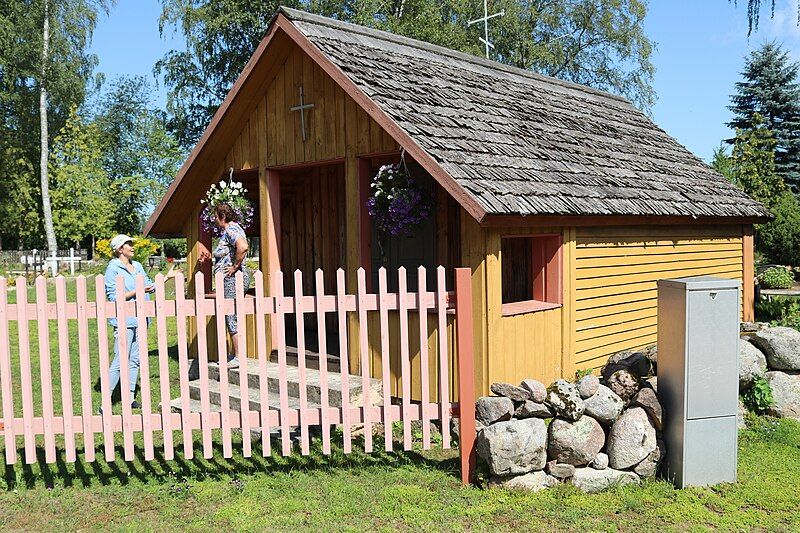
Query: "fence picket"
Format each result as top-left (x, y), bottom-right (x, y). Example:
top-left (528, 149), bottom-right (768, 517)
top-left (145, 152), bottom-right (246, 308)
top-left (0, 277), bottom-right (16, 464)
top-left (214, 272), bottom-right (233, 458)
top-left (437, 267), bottom-right (451, 449)
top-left (398, 268), bottom-right (412, 451)
top-left (418, 266), bottom-right (431, 450)
top-left (115, 275), bottom-right (135, 461)
top-left (273, 272), bottom-right (291, 455)
top-left (335, 269), bottom-right (352, 453)
top-left (35, 277), bottom-right (57, 463)
top-left (356, 268), bottom-right (372, 453)
top-left (377, 268), bottom-right (392, 451)
top-left (235, 271), bottom-right (252, 457)
top-left (293, 270), bottom-right (310, 456)
top-left (314, 270), bottom-right (331, 455)
top-left (153, 274), bottom-right (174, 459)
top-left (75, 276), bottom-right (95, 462)
top-left (16, 277), bottom-right (35, 464)
top-left (95, 275), bottom-right (114, 461)
top-left (135, 276), bottom-right (155, 461)
top-left (55, 277), bottom-right (76, 462)
top-left (194, 272), bottom-right (213, 459)
top-left (174, 273), bottom-right (194, 459)
top-left (254, 272), bottom-right (271, 456)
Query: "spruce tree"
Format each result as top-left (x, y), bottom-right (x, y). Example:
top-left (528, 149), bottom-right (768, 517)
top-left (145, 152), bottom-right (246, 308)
top-left (728, 42), bottom-right (800, 191)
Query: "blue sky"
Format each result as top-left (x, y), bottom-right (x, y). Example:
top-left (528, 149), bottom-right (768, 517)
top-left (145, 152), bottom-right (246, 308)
top-left (89, 0), bottom-right (800, 163)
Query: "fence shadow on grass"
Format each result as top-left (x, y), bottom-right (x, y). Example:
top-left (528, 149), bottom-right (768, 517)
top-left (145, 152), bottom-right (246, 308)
top-left (3, 433), bottom-right (460, 490)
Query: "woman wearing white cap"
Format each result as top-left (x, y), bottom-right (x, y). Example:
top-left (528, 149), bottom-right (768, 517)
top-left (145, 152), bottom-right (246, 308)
top-left (103, 234), bottom-right (154, 409)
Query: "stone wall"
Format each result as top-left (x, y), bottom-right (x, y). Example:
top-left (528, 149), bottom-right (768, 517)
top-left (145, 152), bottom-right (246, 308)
top-left (740, 323), bottom-right (800, 420)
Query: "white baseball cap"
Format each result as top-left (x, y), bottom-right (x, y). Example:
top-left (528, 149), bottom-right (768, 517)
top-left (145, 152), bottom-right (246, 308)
top-left (110, 234), bottom-right (134, 252)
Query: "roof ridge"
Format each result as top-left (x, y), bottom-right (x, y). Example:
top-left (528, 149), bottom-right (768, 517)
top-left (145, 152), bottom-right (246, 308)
top-left (278, 6), bottom-right (631, 105)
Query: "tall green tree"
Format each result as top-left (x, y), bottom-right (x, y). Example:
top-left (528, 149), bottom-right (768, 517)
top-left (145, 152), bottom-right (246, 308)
top-left (711, 143), bottom-right (735, 183)
top-left (50, 107), bottom-right (114, 248)
top-left (157, 0), bottom-right (655, 147)
top-left (728, 42), bottom-right (800, 190)
top-left (730, 114), bottom-right (787, 209)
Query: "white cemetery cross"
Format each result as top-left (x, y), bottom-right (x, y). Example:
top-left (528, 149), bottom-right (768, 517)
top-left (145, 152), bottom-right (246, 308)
top-left (290, 86), bottom-right (314, 142)
top-left (468, 0), bottom-right (504, 59)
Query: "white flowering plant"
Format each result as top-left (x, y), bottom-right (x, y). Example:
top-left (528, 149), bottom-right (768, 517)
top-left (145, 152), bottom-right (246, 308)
top-left (366, 163), bottom-right (431, 237)
top-left (200, 178), bottom-right (254, 236)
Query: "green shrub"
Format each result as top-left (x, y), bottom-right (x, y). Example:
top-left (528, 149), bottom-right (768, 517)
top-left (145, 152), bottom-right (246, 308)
top-left (742, 375), bottom-right (774, 413)
top-left (758, 267), bottom-right (795, 289)
top-left (755, 295), bottom-right (800, 329)
top-left (160, 238), bottom-right (187, 259)
top-left (757, 193), bottom-right (800, 265)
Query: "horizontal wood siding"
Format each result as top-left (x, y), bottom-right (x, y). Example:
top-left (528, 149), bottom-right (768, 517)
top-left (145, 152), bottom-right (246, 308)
top-left (572, 225), bottom-right (744, 370)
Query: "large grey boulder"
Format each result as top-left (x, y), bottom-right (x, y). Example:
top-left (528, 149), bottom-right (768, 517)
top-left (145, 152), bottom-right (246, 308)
top-left (606, 407), bottom-right (658, 469)
top-left (606, 369), bottom-right (641, 403)
top-left (577, 374), bottom-right (600, 399)
top-left (476, 396), bottom-right (514, 426)
top-left (765, 371), bottom-right (800, 420)
top-left (490, 382), bottom-right (531, 402)
top-left (490, 471), bottom-right (559, 492)
top-left (546, 379), bottom-right (585, 421)
top-left (477, 418), bottom-right (548, 476)
top-left (739, 339), bottom-right (768, 389)
top-left (583, 385), bottom-right (624, 426)
top-left (633, 439), bottom-right (666, 478)
top-left (631, 387), bottom-right (664, 431)
top-left (520, 379), bottom-right (548, 403)
top-left (750, 326), bottom-right (800, 371)
top-left (548, 416), bottom-right (606, 466)
top-left (602, 351), bottom-right (652, 380)
top-left (571, 468), bottom-right (639, 493)
top-left (515, 400), bottom-right (553, 419)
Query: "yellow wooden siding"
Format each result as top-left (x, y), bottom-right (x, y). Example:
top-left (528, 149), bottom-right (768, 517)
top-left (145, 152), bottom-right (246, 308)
top-left (571, 225), bottom-right (744, 372)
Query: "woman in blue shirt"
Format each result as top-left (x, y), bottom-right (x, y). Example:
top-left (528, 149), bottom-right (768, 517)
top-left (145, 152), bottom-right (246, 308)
top-left (104, 234), bottom-right (154, 408)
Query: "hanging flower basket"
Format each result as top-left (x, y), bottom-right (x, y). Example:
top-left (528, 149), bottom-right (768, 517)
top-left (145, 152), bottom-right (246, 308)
top-left (366, 163), bottom-right (431, 237)
top-left (200, 175), bottom-right (255, 236)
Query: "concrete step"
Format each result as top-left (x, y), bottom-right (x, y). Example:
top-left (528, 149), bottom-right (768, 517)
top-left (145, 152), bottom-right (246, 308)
top-left (204, 358), bottom-right (383, 408)
top-left (187, 377), bottom-right (320, 413)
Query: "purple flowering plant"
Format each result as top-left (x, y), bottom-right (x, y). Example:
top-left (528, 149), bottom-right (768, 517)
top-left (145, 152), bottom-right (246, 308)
top-left (200, 178), bottom-right (254, 236)
top-left (366, 163), bottom-right (431, 237)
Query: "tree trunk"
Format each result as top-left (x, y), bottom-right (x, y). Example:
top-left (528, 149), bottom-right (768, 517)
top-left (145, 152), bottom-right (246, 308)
top-left (40, 0), bottom-right (57, 257)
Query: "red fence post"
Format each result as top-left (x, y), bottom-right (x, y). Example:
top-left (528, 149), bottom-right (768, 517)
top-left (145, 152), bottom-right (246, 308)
top-left (454, 267), bottom-right (477, 486)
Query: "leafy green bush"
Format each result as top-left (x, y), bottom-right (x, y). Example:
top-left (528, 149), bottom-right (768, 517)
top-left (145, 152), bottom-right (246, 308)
top-left (755, 295), bottom-right (800, 329)
top-left (160, 238), bottom-right (187, 259)
top-left (758, 193), bottom-right (800, 265)
top-left (742, 375), bottom-right (774, 413)
top-left (758, 266), bottom-right (795, 289)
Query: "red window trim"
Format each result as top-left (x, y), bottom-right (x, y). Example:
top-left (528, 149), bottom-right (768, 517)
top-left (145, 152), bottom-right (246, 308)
top-left (500, 233), bottom-right (563, 313)
top-left (501, 300), bottom-right (562, 316)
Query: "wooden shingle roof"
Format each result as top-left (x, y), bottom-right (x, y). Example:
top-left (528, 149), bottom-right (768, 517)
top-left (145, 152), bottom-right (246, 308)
top-left (283, 8), bottom-right (771, 220)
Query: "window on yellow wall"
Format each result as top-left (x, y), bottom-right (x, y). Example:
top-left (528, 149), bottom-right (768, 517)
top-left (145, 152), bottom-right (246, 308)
top-left (501, 234), bottom-right (562, 316)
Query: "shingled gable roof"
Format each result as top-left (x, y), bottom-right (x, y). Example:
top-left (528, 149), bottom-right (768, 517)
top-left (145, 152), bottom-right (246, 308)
top-left (144, 8), bottom-right (770, 236)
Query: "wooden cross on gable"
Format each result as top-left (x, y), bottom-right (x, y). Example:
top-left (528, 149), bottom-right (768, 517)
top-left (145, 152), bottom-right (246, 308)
top-left (290, 86), bottom-right (314, 142)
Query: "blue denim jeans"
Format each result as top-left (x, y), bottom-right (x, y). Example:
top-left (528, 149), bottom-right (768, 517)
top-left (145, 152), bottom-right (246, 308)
top-left (108, 326), bottom-right (140, 394)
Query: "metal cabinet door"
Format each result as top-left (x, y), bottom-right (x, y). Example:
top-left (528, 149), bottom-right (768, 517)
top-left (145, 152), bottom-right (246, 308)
top-left (686, 288), bottom-right (739, 419)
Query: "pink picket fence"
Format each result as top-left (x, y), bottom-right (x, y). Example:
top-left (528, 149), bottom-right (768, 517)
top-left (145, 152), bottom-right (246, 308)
top-left (0, 266), bottom-right (477, 484)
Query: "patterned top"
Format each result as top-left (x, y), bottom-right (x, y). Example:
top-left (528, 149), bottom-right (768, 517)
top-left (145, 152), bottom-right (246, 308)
top-left (213, 221), bottom-right (248, 275)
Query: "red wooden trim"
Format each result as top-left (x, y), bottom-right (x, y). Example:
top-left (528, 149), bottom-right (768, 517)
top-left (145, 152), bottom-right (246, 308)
top-left (743, 225), bottom-right (755, 322)
top-left (501, 300), bottom-right (562, 317)
top-left (545, 235), bottom-right (562, 304)
top-left (532, 238), bottom-right (545, 301)
top-left (266, 156), bottom-right (345, 171)
top-left (454, 268), bottom-right (477, 486)
top-left (266, 170), bottom-right (282, 275)
top-left (358, 157), bottom-right (372, 291)
top-left (198, 211), bottom-right (212, 294)
top-left (481, 214), bottom-right (771, 227)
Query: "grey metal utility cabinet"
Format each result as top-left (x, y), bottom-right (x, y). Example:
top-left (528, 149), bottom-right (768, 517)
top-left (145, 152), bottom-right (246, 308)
top-left (657, 276), bottom-right (739, 488)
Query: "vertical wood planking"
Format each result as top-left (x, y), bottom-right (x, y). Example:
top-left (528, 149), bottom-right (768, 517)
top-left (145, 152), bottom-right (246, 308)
top-left (398, 268), bottom-right (412, 450)
top-left (336, 269), bottom-right (352, 453)
top-left (417, 266), bottom-right (431, 449)
top-left (436, 267), bottom-right (451, 448)
top-left (94, 275), bottom-right (114, 461)
top-left (356, 268), bottom-right (372, 452)
top-left (0, 278), bottom-right (16, 464)
top-left (16, 277), bottom-right (35, 463)
top-left (35, 277), bottom-right (56, 463)
top-left (75, 276), bottom-right (95, 462)
top-left (175, 274), bottom-right (194, 459)
top-left (377, 268), bottom-right (392, 451)
top-left (115, 276), bottom-right (135, 461)
top-left (314, 270), bottom-right (332, 454)
top-left (235, 271), bottom-right (252, 457)
top-left (254, 272), bottom-right (271, 456)
top-left (293, 270), bottom-right (310, 455)
top-left (55, 276), bottom-right (76, 462)
top-left (455, 268), bottom-right (477, 485)
top-left (154, 274), bottom-right (174, 460)
top-left (273, 271), bottom-right (292, 455)
top-left (135, 276), bottom-right (155, 460)
top-left (194, 272), bottom-right (213, 458)
top-left (214, 272), bottom-right (233, 458)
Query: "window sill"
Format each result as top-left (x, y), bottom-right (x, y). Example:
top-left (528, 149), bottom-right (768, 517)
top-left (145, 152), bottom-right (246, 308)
top-left (501, 300), bottom-right (562, 317)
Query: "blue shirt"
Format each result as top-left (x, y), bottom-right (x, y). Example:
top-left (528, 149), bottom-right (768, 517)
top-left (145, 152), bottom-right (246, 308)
top-left (104, 258), bottom-right (152, 328)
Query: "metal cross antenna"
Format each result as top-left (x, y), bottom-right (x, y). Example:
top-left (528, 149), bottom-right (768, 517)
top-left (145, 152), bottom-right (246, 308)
top-left (468, 0), bottom-right (504, 59)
